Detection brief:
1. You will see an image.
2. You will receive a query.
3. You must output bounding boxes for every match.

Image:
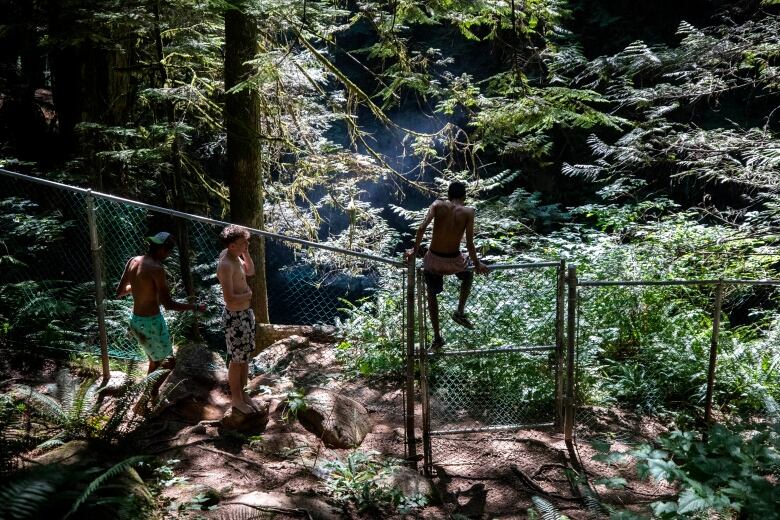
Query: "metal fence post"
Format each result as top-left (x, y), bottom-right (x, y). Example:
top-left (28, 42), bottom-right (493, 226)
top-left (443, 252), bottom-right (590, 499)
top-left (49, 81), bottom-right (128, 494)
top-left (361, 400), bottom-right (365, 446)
top-left (86, 193), bottom-right (110, 385)
top-left (418, 268), bottom-right (432, 476)
top-left (555, 260), bottom-right (566, 431)
top-left (405, 260), bottom-right (418, 467)
top-left (564, 264), bottom-right (577, 444)
top-left (704, 281), bottom-right (724, 425)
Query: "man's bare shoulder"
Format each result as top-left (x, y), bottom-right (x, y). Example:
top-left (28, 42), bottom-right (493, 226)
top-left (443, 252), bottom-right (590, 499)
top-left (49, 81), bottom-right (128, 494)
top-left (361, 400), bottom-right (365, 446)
top-left (217, 250), bottom-right (236, 274)
top-left (138, 256), bottom-right (163, 270)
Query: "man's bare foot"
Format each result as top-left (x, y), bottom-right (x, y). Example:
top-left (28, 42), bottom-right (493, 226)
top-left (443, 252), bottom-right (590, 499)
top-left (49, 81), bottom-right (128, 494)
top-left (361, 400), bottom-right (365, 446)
top-left (451, 311), bottom-right (475, 330)
top-left (232, 402), bottom-right (254, 415)
top-left (243, 396), bottom-right (260, 412)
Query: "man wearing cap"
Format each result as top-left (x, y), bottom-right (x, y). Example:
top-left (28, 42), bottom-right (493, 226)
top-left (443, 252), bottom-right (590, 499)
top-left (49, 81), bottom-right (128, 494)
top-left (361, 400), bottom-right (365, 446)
top-left (115, 232), bottom-right (206, 408)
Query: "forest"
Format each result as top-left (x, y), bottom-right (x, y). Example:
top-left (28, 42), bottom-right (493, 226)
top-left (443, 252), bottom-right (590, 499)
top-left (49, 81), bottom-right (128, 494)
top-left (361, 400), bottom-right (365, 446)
top-left (1, 0), bottom-right (779, 518)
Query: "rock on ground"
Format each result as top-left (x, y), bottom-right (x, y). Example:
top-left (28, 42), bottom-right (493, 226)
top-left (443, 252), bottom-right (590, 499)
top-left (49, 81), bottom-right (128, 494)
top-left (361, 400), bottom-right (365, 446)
top-left (297, 388), bottom-right (371, 448)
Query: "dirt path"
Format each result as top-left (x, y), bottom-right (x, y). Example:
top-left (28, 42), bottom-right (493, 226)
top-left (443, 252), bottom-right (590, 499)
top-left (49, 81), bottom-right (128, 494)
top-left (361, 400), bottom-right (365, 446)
top-left (127, 337), bottom-right (668, 519)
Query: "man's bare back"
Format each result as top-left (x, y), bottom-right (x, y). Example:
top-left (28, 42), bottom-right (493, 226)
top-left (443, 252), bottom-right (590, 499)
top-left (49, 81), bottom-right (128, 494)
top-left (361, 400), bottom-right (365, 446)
top-left (217, 249), bottom-right (252, 312)
top-left (117, 256), bottom-right (167, 316)
top-left (429, 200), bottom-right (474, 254)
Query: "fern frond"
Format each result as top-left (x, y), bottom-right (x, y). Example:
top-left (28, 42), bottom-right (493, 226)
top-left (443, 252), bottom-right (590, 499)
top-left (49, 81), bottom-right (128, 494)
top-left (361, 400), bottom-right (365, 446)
top-left (69, 378), bottom-right (98, 426)
top-left (55, 369), bottom-right (75, 411)
top-left (35, 437), bottom-right (66, 452)
top-left (10, 384), bottom-right (67, 425)
top-left (0, 470), bottom-right (60, 520)
top-left (531, 495), bottom-right (565, 520)
top-left (63, 455), bottom-right (150, 519)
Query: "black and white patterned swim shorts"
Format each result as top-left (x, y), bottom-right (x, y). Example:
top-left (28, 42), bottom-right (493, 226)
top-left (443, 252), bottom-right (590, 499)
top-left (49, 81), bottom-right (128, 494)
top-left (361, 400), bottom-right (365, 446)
top-left (222, 308), bottom-right (256, 363)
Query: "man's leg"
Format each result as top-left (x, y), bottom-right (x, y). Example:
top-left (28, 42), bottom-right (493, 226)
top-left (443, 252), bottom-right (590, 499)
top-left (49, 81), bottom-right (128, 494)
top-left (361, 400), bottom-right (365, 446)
top-left (240, 362), bottom-right (258, 411)
top-left (134, 358), bottom-right (161, 415)
top-left (146, 357), bottom-right (175, 401)
top-left (424, 271), bottom-right (445, 349)
top-left (229, 361), bottom-right (253, 414)
top-left (452, 272), bottom-right (476, 329)
top-left (456, 272), bottom-right (474, 315)
top-left (427, 287), bottom-right (442, 345)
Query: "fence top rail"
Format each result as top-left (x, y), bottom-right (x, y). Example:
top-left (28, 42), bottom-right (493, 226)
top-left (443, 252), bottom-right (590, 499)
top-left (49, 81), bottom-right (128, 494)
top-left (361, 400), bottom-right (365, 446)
top-left (578, 279), bottom-right (780, 287)
top-left (1, 168), bottom-right (404, 267)
top-left (414, 261), bottom-right (560, 272)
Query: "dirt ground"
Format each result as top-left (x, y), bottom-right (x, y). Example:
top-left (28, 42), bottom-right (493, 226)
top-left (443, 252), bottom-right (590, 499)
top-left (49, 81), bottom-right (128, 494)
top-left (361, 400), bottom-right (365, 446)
top-left (1, 339), bottom-right (675, 519)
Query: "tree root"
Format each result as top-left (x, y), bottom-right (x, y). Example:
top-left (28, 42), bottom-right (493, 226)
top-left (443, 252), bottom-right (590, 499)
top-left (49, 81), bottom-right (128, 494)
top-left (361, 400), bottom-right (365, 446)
top-left (510, 464), bottom-right (580, 502)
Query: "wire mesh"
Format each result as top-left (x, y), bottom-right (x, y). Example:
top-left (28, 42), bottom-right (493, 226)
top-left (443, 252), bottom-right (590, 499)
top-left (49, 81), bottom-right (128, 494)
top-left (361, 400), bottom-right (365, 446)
top-left (572, 280), bottom-right (780, 504)
top-left (0, 171), bottom-right (405, 363)
top-left (1, 170), bottom-right (415, 471)
top-left (422, 264), bottom-right (562, 473)
top-left (0, 178), bottom-right (96, 356)
top-left (573, 283), bottom-right (715, 444)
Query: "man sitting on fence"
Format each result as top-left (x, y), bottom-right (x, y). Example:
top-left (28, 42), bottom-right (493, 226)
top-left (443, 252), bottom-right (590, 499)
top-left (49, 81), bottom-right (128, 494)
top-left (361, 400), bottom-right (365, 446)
top-left (405, 181), bottom-right (490, 351)
top-left (216, 225), bottom-right (259, 415)
top-left (115, 232), bottom-right (206, 412)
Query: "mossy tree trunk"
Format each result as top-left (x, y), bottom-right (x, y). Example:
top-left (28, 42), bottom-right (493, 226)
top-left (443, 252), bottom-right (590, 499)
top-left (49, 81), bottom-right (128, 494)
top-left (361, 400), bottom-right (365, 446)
top-left (225, 2), bottom-right (270, 336)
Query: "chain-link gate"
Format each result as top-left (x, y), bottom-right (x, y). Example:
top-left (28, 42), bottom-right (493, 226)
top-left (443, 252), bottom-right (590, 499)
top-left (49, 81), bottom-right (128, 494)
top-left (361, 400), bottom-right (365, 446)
top-left (419, 261), bottom-right (566, 475)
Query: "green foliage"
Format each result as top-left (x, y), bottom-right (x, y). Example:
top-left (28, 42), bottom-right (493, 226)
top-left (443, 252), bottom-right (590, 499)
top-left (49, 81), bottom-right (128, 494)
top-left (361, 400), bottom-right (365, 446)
top-left (525, 210), bottom-right (780, 416)
top-left (0, 457), bottom-right (154, 520)
top-left (336, 280), bottom-right (406, 379)
top-left (7, 368), bottom-right (172, 445)
top-left (324, 450), bottom-right (427, 514)
top-left (281, 389), bottom-right (308, 423)
top-left (472, 86), bottom-right (629, 158)
top-left (632, 425), bottom-right (780, 518)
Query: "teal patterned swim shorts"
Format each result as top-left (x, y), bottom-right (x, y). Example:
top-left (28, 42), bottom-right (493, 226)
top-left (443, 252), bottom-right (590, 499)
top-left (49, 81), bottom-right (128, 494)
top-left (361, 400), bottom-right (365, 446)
top-left (129, 313), bottom-right (172, 362)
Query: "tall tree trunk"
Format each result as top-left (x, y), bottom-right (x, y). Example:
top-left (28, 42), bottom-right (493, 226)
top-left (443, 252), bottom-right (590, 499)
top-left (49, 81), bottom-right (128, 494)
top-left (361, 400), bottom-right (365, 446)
top-left (225, 3), bottom-right (270, 335)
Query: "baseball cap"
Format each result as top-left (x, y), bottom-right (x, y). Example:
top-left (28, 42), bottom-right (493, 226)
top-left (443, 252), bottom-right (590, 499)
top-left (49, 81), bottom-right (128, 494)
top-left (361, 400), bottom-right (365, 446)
top-left (148, 231), bottom-right (174, 245)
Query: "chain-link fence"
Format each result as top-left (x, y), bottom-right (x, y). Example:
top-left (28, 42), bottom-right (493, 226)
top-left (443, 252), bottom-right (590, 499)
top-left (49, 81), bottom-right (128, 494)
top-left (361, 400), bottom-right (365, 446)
top-left (571, 275), bottom-right (780, 504)
top-left (420, 262), bottom-right (565, 475)
top-left (1, 167), bottom-right (420, 467)
top-left (0, 168), bottom-right (406, 360)
top-left (573, 277), bottom-right (780, 440)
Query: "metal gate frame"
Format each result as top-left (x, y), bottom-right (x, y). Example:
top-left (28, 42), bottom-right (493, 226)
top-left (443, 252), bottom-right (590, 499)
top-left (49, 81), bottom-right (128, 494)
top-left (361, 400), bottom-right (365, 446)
top-left (418, 261), bottom-right (567, 475)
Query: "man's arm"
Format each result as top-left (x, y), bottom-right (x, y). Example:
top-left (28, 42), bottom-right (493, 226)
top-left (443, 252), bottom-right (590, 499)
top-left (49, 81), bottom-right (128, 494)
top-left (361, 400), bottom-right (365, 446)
top-left (465, 209), bottom-right (489, 275)
top-left (217, 261), bottom-right (252, 307)
top-left (158, 267), bottom-right (204, 312)
top-left (115, 258), bottom-right (134, 298)
top-left (240, 251), bottom-right (255, 277)
top-left (405, 202), bottom-right (437, 261)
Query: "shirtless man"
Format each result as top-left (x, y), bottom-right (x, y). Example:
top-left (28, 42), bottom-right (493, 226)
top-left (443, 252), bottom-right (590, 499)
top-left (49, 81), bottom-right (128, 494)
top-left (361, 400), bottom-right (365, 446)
top-left (405, 181), bottom-right (489, 350)
top-left (115, 232), bottom-right (206, 404)
top-left (216, 225), bottom-right (257, 415)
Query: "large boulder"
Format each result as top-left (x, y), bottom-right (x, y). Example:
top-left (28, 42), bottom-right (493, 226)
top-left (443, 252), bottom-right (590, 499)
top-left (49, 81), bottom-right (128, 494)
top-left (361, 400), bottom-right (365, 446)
top-left (159, 343), bottom-right (228, 404)
top-left (297, 388), bottom-right (371, 448)
top-left (251, 335), bottom-right (310, 375)
top-left (97, 370), bottom-right (130, 396)
top-left (32, 440), bottom-right (93, 466)
top-left (172, 343), bottom-right (228, 385)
